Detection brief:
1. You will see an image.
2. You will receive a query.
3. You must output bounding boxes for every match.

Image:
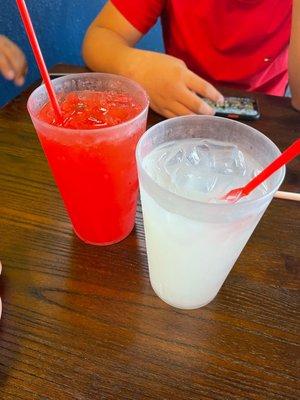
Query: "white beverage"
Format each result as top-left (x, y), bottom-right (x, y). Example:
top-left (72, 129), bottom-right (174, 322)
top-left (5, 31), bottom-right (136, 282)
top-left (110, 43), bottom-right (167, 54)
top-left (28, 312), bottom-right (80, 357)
top-left (141, 139), bottom-right (268, 309)
top-left (136, 116), bottom-right (284, 309)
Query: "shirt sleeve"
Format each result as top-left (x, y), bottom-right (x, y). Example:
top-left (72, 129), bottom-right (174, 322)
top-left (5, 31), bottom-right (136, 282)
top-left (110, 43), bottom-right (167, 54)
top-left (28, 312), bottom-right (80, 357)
top-left (111, 0), bottom-right (164, 34)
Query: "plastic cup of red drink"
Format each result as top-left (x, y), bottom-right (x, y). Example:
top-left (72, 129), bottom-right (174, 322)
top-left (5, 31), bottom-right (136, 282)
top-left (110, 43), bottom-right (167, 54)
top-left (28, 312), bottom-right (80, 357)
top-left (27, 73), bottom-right (149, 245)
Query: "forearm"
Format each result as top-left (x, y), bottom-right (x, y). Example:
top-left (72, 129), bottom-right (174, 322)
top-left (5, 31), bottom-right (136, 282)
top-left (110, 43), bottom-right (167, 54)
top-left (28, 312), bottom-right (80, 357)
top-left (289, 0), bottom-right (300, 111)
top-left (81, 0), bottom-right (222, 118)
top-left (82, 26), bottom-right (143, 77)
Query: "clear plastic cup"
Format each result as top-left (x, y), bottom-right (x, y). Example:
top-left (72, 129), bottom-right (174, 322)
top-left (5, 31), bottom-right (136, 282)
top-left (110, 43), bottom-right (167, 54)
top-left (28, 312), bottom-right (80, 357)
top-left (28, 73), bottom-right (149, 245)
top-left (136, 116), bottom-right (285, 309)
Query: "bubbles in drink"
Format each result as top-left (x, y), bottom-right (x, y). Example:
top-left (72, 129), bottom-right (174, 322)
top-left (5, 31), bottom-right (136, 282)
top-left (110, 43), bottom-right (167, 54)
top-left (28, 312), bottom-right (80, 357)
top-left (143, 138), bottom-right (268, 202)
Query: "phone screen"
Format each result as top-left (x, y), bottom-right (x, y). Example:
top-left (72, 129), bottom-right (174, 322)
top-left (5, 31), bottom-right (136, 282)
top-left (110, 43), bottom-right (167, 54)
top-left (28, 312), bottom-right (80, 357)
top-left (204, 96), bottom-right (260, 120)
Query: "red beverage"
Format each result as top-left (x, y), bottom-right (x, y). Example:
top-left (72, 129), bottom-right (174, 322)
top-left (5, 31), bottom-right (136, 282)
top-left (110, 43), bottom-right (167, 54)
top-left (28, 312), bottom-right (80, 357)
top-left (39, 90), bottom-right (143, 129)
top-left (28, 74), bottom-right (149, 245)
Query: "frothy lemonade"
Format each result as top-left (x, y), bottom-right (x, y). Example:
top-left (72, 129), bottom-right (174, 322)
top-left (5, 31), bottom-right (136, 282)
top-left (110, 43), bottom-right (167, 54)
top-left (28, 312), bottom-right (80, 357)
top-left (141, 139), bottom-right (269, 309)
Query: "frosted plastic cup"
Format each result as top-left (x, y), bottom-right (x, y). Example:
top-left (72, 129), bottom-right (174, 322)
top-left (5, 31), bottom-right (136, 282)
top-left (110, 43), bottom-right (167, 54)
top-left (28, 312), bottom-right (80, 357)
top-left (28, 73), bottom-right (149, 245)
top-left (136, 116), bottom-right (285, 309)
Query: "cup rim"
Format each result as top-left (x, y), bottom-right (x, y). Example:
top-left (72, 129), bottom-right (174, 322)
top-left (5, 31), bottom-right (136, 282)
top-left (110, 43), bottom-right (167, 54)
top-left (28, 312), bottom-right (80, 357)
top-left (136, 115), bottom-right (286, 208)
top-left (27, 72), bottom-right (150, 135)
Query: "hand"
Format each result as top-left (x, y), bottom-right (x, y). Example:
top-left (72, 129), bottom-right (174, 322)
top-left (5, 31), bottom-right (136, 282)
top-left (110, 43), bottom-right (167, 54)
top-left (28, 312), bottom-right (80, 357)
top-left (129, 50), bottom-right (224, 118)
top-left (0, 35), bottom-right (27, 86)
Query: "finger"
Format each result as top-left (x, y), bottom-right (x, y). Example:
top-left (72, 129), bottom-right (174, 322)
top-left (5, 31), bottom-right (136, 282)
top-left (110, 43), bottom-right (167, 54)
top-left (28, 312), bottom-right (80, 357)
top-left (167, 101), bottom-right (197, 117)
top-left (176, 86), bottom-right (214, 115)
top-left (186, 70), bottom-right (224, 103)
top-left (162, 102), bottom-right (196, 118)
top-left (17, 65), bottom-right (29, 86)
top-left (0, 53), bottom-right (14, 80)
top-left (2, 41), bottom-right (27, 82)
top-left (15, 76), bottom-right (25, 86)
top-left (197, 98), bottom-right (217, 115)
top-left (152, 100), bottom-right (212, 118)
top-left (151, 105), bottom-right (176, 119)
top-left (162, 109), bottom-right (176, 119)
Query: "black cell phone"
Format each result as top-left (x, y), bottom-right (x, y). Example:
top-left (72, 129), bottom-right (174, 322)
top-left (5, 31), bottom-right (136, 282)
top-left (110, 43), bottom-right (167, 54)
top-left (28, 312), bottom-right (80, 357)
top-left (204, 96), bottom-right (260, 121)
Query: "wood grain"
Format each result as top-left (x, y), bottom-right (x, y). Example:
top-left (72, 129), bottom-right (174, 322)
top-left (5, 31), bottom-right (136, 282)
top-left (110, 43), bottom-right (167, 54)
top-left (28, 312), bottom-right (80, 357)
top-left (0, 65), bottom-right (299, 400)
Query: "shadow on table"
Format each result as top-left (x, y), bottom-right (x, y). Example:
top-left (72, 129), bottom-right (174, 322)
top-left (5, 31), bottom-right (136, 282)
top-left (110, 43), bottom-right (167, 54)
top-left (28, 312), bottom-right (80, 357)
top-left (67, 224), bottom-right (148, 289)
top-left (63, 225), bottom-right (151, 317)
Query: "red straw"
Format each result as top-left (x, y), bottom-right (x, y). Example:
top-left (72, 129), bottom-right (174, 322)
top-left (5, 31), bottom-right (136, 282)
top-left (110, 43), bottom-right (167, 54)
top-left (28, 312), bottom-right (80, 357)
top-left (242, 138), bottom-right (300, 195)
top-left (16, 0), bottom-right (63, 122)
top-left (224, 138), bottom-right (300, 202)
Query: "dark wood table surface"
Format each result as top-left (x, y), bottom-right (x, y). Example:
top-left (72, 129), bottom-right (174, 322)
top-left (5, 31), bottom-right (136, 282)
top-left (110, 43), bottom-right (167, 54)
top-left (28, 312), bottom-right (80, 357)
top-left (0, 64), bottom-right (299, 400)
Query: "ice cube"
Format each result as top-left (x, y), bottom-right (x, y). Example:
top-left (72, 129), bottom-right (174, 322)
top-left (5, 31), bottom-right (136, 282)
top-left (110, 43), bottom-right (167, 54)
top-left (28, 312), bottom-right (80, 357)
top-left (163, 140), bottom-right (220, 195)
top-left (173, 167), bottom-right (218, 196)
top-left (203, 140), bottom-right (247, 176)
top-left (164, 148), bottom-right (184, 176)
top-left (143, 138), bottom-right (255, 202)
top-left (171, 159), bottom-right (218, 194)
top-left (186, 147), bottom-right (200, 165)
top-left (185, 142), bottom-right (212, 168)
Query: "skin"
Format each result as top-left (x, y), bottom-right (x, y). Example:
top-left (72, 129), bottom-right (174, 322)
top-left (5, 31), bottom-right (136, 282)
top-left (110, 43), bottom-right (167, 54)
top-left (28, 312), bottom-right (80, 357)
top-left (83, 1), bottom-right (300, 117)
top-left (0, 36), bottom-right (27, 86)
top-left (82, 1), bottom-right (224, 118)
top-left (289, 0), bottom-right (300, 111)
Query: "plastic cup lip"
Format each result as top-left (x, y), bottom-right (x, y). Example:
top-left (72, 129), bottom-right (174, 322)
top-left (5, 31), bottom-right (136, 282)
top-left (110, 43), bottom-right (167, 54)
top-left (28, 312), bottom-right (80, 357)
top-left (136, 115), bottom-right (286, 209)
top-left (27, 72), bottom-right (150, 136)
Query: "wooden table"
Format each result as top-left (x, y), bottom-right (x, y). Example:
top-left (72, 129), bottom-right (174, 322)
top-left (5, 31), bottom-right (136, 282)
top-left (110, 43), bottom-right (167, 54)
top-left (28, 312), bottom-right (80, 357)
top-left (0, 65), bottom-right (299, 400)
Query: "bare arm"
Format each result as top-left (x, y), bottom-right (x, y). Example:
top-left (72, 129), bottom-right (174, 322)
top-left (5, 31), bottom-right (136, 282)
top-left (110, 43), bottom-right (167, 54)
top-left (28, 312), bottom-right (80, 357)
top-left (82, 1), bottom-right (142, 75)
top-left (289, 0), bottom-right (300, 111)
top-left (82, 1), bottom-right (223, 117)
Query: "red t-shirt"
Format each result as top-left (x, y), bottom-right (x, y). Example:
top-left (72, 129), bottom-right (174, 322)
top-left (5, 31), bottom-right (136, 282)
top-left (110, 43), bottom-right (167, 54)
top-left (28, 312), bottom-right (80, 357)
top-left (111, 0), bottom-right (292, 96)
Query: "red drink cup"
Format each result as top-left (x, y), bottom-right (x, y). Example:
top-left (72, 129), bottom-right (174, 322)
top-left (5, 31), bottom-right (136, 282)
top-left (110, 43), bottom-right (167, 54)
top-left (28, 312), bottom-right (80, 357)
top-left (27, 73), bottom-right (149, 245)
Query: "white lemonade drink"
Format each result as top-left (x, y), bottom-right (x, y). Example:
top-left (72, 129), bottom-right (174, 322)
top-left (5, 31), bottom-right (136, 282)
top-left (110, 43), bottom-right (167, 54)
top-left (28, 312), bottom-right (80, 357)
top-left (136, 117), bottom-right (284, 309)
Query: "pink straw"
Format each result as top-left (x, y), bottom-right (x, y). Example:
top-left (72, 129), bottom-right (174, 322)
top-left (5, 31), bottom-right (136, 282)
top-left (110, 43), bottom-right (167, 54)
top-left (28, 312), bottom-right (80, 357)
top-left (16, 0), bottom-right (63, 122)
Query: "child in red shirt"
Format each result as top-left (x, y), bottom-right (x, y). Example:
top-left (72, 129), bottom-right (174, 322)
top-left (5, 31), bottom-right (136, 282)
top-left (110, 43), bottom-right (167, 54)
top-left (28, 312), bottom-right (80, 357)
top-left (0, 35), bottom-right (27, 86)
top-left (83, 0), bottom-right (300, 117)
